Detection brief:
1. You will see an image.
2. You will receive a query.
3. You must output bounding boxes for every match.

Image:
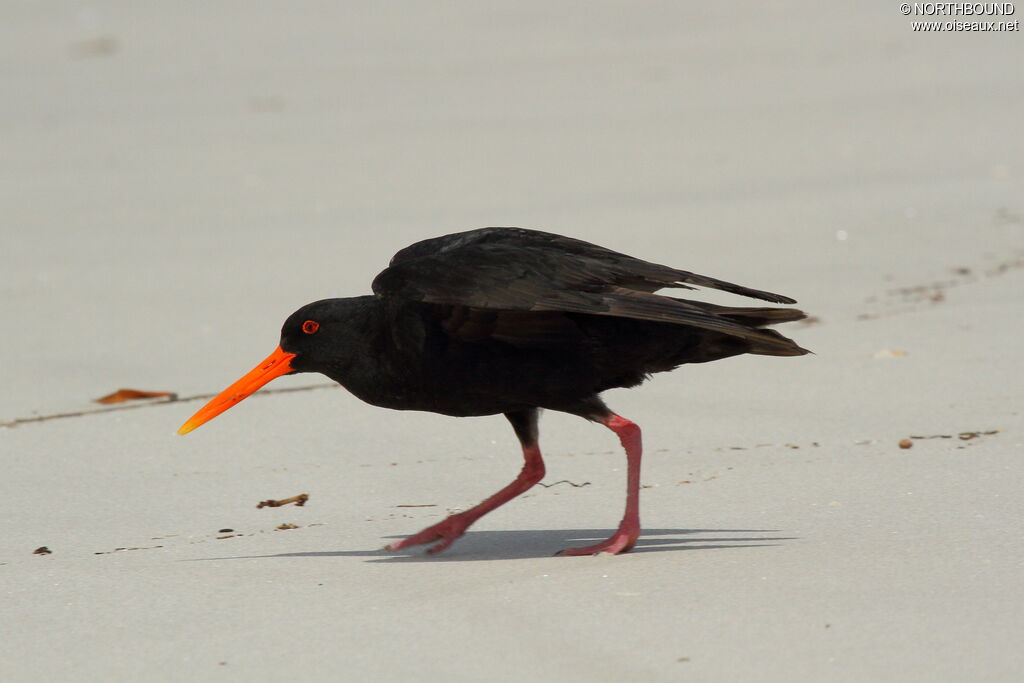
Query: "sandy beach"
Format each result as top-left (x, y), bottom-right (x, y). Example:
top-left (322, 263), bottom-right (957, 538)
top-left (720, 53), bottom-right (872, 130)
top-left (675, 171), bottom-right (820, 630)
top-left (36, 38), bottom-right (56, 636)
top-left (3, 3), bottom-right (1022, 681)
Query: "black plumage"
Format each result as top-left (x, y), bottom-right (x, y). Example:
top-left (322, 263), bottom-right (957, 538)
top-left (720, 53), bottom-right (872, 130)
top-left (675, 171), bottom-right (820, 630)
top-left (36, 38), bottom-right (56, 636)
top-left (180, 227), bottom-right (808, 555)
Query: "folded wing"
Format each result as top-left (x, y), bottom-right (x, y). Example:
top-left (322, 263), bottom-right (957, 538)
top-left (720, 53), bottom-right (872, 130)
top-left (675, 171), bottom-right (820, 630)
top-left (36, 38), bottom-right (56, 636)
top-left (372, 227), bottom-right (805, 350)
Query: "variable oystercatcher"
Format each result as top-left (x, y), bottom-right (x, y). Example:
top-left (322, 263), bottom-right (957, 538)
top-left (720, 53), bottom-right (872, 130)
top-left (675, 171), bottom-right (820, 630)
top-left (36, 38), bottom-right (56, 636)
top-left (179, 227), bottom-right (808, 555)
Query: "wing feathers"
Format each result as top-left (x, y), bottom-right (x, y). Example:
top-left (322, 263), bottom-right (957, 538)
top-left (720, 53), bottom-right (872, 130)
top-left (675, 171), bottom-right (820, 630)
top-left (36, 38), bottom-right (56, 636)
top-left (372, 228), bottom-right (803, 349)
top-left (532, 291), bottom-right (799, 347)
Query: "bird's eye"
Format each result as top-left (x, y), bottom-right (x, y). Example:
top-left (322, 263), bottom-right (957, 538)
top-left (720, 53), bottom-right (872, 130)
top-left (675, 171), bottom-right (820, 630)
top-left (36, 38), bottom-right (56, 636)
top-left (302, 320), bottom-right (320, 335)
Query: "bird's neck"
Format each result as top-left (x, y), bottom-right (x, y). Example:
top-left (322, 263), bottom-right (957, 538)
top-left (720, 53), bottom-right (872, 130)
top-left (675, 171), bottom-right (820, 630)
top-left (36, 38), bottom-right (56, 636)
top-left (320, 298), bottom-right (431, 410)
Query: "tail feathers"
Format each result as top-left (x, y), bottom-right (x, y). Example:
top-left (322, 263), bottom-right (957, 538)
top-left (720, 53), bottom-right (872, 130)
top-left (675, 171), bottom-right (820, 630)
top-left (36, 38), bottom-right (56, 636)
top-left (744, 328), bottom-right (810, 357)
top-left (701, 304), bottom-right (805, 325)
top-left (673, 298), bottom-right (810, 357)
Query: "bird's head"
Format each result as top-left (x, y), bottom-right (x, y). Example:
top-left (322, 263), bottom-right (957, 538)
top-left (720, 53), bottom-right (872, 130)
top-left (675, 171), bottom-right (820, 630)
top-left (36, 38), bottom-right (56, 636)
top-left (177, 298), bottom-right (356, 435)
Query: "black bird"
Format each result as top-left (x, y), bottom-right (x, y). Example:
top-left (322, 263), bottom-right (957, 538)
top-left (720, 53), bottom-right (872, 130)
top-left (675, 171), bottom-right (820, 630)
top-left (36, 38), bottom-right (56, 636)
top-left (178, 227), bottom-right (808, 555)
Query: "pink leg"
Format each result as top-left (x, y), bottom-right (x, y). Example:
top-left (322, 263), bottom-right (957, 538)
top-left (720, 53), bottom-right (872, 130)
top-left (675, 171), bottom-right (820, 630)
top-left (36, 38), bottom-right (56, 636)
top-left (386, 442), bottom-right (545, 555)
top-left (562, 414), bottom-right (642, 555)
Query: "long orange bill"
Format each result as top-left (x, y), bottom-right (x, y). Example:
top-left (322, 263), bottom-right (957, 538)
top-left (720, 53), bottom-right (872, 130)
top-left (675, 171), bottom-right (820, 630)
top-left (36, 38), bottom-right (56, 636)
top-left (177, 346), bottom-right (296, 435)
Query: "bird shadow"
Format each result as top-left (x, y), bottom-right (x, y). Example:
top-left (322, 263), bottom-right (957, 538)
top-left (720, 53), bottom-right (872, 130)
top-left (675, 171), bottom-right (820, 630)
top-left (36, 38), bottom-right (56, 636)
top-left (190, 528), bottom-right (795, 563)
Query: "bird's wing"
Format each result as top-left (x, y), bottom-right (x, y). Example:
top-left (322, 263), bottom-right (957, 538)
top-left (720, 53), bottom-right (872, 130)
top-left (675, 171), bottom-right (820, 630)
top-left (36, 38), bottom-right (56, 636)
top-left (372, 228), bottom-right (799, 345)
top-left (382, 227), bottom-right (796, 303)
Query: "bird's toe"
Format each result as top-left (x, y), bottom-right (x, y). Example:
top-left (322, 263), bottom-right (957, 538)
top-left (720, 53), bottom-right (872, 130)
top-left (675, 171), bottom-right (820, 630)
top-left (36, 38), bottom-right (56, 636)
top-left (560, 526), bottom-right (639, 556)
top-left (386, 513), bottom-right (471, 554)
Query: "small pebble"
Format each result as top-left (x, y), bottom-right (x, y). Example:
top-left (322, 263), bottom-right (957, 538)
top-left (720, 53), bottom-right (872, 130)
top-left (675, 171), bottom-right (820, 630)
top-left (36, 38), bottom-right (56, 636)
top-left (898, 438), bottom-right (913, 449)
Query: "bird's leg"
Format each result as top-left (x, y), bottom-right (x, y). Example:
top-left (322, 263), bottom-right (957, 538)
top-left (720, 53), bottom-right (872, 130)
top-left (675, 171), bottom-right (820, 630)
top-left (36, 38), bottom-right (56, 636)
top-left (386, 409), bottom-right (545, 554)
top-left (561, 413), bottom-right (642, 555)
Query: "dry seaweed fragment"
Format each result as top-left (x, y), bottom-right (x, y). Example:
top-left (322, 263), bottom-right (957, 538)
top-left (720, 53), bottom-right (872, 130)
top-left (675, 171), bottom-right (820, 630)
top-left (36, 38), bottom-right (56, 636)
top-left (958, 430), bottom-right (999, 440)
top-left (95, 389), bottom-right (177, 404)
top-left (909, 430), bottom-right (999, 441)
top-left (537, 480), bottom-right (591, 489)
top-left (94, 545), bottom-right (164, 554)
top-left (256, 493), bottom-right (309, 509)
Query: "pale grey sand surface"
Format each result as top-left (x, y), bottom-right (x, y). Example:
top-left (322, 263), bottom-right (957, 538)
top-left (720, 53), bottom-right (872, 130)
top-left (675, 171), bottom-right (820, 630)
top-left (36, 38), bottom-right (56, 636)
top-left (2, 3), bottom-right (1022, 681)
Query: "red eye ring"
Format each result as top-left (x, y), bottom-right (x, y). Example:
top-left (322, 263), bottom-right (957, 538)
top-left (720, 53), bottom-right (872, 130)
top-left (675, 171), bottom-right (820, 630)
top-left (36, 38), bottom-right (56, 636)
top-left (302, 320), bottom-right (320, 335)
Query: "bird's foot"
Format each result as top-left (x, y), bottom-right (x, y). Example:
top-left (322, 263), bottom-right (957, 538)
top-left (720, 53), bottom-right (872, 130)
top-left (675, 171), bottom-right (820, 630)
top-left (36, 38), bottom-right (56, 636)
top-left (385, 512), bottom-right (473, 555)
top-left (560, 521), bottom-right (639, 556)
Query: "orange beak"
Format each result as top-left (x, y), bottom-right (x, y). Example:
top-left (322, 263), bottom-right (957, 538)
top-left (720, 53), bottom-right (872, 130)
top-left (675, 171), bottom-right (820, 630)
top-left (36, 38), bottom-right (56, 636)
top-left (177, 346), bottom-right (296, 435)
